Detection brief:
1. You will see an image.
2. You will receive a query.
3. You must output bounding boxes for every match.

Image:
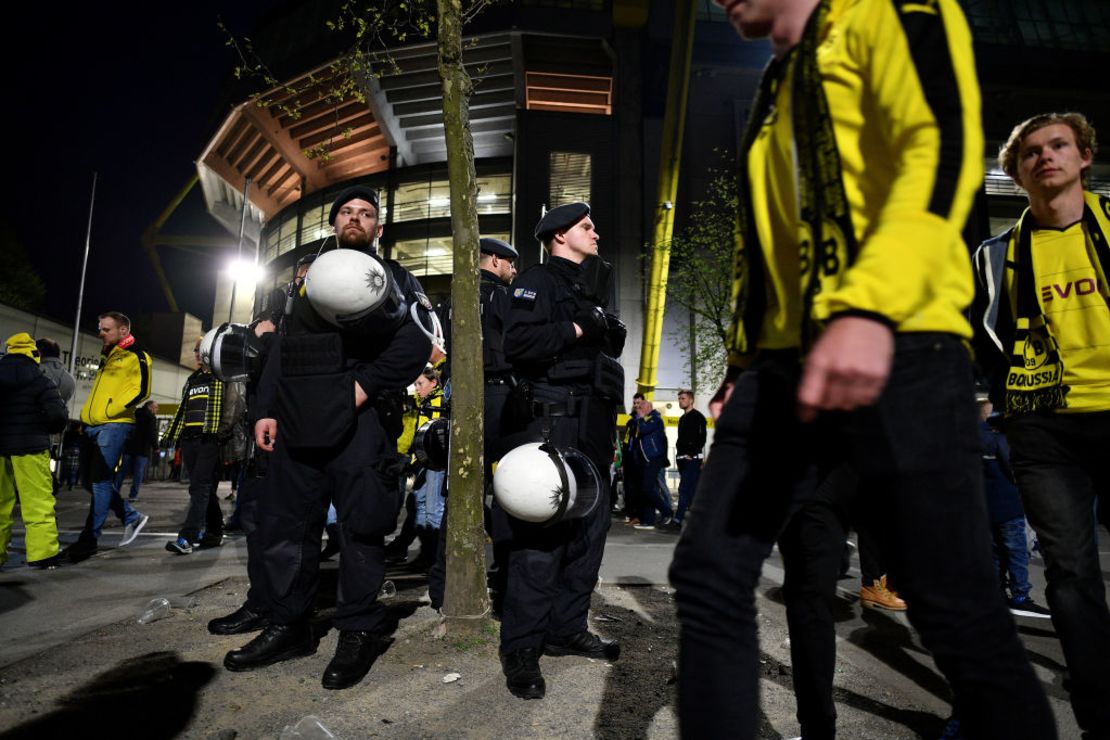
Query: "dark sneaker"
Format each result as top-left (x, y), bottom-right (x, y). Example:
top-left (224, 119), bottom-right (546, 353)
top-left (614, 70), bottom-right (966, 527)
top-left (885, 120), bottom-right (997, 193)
top-left (544, 631), bottom-right (620, 661)
top-left (120, 514), bottom-right (149, 546)
top-left (196, 533), bottom-right (224, 549)
top-left (1009, 596), bottom-right (1052, 619)
top-left (165, 537), bottom-right (193, 555)
top-left (224, 623), bottom-right (316, 672)
top-left (209, 604), bottom-right (271, 636)
top-left (28, 554), bottom-right (64, 569)
top-left (322, 630), bottom-right (383, 690)
top-left (62, 543), bottom-right (98, 563)
top-left (501, 648), bottom-right (545, 699)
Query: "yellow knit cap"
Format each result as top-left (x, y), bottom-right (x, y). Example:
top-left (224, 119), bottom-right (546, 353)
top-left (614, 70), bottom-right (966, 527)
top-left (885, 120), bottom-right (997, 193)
top-left (4, 332), bottom-right (40, 364)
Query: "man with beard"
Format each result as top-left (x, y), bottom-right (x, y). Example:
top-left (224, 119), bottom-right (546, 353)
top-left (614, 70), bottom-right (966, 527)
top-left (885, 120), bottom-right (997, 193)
top-left (223, 186), bottom-right (430, 690)
top-left (64, 312), bottom-right (151, 562)
top-left (495, 203), bottom-right (625, 700)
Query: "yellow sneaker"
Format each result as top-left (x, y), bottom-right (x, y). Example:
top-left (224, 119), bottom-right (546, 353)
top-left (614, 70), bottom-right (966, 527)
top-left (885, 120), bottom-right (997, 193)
top-left (860, 575), bottom-right (907, 611)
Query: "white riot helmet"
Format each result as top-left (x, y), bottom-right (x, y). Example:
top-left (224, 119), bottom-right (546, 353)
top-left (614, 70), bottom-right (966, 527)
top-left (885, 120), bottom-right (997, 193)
top-left (493, 442), bottom-right (602, 525)
top-left (304, 248), bottom-right (406, 333)
top-left (210, 323), bottom-right (265, 382)
top-left (198, 327), bottom-right (220, 369)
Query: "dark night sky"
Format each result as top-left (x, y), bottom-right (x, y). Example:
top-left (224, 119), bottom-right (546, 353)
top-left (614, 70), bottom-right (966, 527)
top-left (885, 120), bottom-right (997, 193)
top-left (4, 3), bottom-right (270, 332)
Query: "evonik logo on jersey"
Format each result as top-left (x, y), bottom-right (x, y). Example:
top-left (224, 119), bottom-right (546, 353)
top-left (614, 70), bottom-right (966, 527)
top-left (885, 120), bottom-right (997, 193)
top-left (1040, 277), bottom-right (1098, 302)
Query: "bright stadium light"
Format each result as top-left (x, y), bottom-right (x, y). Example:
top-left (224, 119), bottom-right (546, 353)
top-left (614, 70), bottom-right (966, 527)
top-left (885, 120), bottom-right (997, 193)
top-left (227, 258), bottom-right (265, 287)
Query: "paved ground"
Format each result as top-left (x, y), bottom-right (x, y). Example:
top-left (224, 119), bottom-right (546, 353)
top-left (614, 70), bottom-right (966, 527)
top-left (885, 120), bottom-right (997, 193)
top-left (0, 478), bottom-right (1101, 738)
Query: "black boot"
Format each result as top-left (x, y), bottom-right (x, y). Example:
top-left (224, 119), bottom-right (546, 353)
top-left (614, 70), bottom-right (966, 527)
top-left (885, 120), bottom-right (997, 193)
top-left (224, 623), bottom-right (315, 672)
top-left (322, 630), bottom-right (382, 690)
top-left (208, 603), bottom-right (271, 636)
top-left (407, 526), bottom-right (437, 572)
top-left (501, 648), bottom-right (545, 699)
top-left (543, 631), bottom-right (620, 661)
top-left (320, 523), bottom-right (341, 561)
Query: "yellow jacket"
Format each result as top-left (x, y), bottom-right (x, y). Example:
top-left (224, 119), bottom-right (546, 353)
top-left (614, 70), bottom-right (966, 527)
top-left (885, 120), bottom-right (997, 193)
top-left (80, 339), bottom-right (153, 425)
top-left (398, 387), bottom-right (443, 457)
top-left (730, 0), bottom-right (983, 359)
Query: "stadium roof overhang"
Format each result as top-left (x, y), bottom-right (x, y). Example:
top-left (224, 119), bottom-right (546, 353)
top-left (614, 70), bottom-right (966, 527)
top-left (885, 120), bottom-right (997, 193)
top-left (197, 34), bottom-right (519, 243)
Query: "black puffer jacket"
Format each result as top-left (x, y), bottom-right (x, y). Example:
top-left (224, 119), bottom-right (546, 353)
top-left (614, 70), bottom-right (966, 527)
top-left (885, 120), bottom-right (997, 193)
top-left (0, 354), bottom-right (68, 456)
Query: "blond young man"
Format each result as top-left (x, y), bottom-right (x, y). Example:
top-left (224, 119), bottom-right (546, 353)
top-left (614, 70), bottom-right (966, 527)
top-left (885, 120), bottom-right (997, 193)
top-left (973, 111), bottom-right (1110, 736)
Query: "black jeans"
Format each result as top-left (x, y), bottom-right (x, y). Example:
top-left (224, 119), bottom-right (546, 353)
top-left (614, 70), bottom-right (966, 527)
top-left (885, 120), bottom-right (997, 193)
top-left (179, 436), bottom-right (223, 541)
top-left (669, 335), bottom-right (1054, 740)
top-left (1008, 411), bottom-right (1110, 736)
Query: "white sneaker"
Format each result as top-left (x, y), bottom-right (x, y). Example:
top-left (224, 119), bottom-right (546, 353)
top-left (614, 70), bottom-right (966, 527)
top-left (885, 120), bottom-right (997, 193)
top-left (120, 514), bottom-right (149, 546)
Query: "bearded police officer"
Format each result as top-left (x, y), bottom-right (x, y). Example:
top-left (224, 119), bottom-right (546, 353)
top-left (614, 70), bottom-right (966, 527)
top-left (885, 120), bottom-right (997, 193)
top-left (495, 203), bottom-right (626, 699)
top-left (224, 186), bottom-right (431, 690)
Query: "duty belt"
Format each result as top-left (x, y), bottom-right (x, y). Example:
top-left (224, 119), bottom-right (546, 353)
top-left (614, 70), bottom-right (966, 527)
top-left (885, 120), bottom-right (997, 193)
top-left (532, 397), bottom-right (584, 418)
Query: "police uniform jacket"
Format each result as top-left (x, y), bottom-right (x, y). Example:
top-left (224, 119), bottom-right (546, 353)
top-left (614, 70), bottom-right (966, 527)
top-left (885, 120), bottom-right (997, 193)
top-left (480, 269), bottom-right (513, 378)
top-left (503, 256), bottom-right (623, 402)
top-left (253, 257), bottom-right (431, 450)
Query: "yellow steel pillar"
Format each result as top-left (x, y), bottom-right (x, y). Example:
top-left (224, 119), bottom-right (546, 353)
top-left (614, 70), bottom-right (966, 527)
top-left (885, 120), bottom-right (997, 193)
top-left (141, 175), bottom-right (201, 313)
top-left (635, 0), bottom-right (697, 399)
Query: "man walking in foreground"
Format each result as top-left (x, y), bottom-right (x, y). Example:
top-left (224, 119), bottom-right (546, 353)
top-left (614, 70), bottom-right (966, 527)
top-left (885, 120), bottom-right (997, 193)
top-left (669, 1), bottom-right (1054, 737)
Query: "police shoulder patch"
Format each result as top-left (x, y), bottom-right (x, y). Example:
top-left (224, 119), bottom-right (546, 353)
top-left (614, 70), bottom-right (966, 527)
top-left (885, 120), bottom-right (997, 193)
top-left (512, 288), bottom-right (537, 302)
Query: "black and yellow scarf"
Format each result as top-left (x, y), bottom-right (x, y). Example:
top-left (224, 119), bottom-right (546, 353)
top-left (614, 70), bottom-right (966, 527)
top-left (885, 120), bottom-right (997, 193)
top-left (727, 0), bottom-right (856, 357)
top-left (1004, 191), bottom-right (1110, 414)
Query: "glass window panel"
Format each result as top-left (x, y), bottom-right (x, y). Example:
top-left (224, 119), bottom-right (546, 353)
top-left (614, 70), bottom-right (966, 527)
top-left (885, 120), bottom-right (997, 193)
top-left (277, 213), bottom-right (298, 256)
top-left (262, 227), bottom-right (278, 263)
top-left (392, 232), bottom-right (511, 278)
top-left (391, 179), bottom-right (453, 223)
top-left (476, 174), bottom-right (512, 215)
top-left (549, 152), bottom-right (592, 207)
top-left (299, 203), bottom-right (328, 246)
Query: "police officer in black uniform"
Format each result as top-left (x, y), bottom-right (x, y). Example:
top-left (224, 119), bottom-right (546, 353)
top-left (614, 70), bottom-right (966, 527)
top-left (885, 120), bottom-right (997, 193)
top-left (224, 186), bottom-right (431, 690)
top-left (496, 203), bottom-right (626, 699)
top-left (426, 237), bottom-right (518, 609)
top-left (476, 237), bottom-right (519, 463)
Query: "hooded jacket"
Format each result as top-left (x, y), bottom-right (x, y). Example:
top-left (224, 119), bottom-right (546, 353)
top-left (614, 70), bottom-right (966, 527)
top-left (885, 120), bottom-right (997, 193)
top-left (39, 356), bottom-right (76, 404)
top-left (0, 353), bottom-right (68, 456)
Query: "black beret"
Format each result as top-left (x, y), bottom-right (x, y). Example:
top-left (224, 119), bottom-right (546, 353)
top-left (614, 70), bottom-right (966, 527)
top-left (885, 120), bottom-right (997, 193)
top-left (479, 237), bottom-right (518, 259)
top-left (534, 202), bottom-right (590, 242)
top-left (295, 253), bottom-right (317, 268)
top-left (328, 185), bottom-right (381, 225)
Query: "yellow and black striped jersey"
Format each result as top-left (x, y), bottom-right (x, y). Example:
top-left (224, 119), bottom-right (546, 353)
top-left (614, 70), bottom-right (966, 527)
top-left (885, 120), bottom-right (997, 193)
top-left (730, 0), bottom-right (984, 359)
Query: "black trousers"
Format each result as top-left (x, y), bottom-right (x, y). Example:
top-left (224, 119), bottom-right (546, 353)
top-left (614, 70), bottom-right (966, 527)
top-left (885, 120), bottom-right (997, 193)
top-left (1008, 411), bottom-right (1110, 735)
top-left (777, 467), bottom-right (854, 740)
top-left (238, 453), bottom-right (270, 615)
top-left (258, 406), bottom-right (401, 631)
top-left (178, 436), bottom-right (223, 541)
top-left (669, 335), bottom-right (1054, 740)
top-left (495, 389), bottom-right (615, 653)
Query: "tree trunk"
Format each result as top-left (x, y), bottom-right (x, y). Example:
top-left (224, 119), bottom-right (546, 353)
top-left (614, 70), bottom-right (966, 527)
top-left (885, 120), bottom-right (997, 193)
top-left (436, 0), bottom-right (490, 636)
